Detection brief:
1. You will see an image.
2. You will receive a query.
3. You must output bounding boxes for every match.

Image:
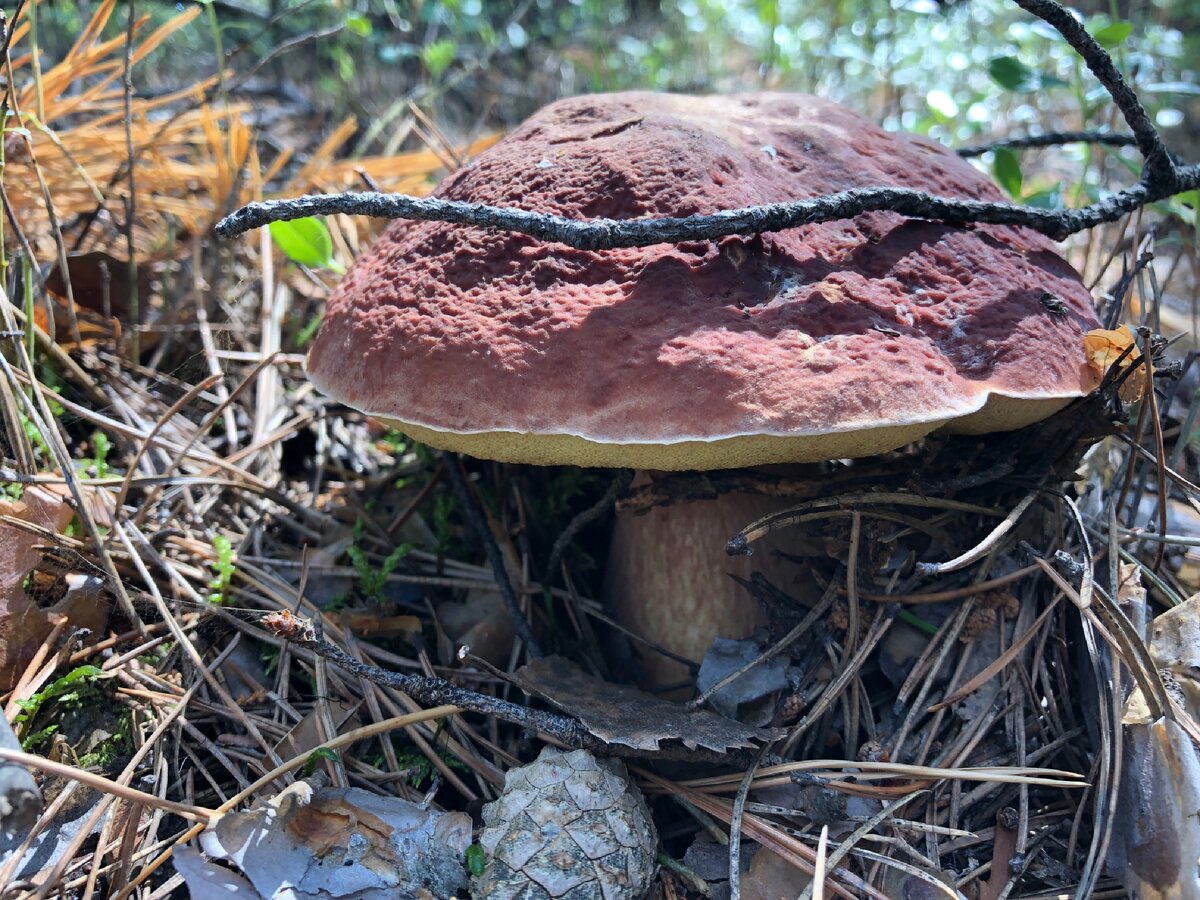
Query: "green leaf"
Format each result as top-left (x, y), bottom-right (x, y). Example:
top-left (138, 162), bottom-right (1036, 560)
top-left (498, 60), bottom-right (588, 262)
top-left (465, 844), bottom-right (487, 877)
top-left (992, 147), bottom-right (1023, 199)
top-left (268, 218), bottom-right (344, 274)
top-left (1023, 184), bottom-right (1064, 210)
top-left (302, 747), bottom-right (340, 777)
top-left (987, 55), bottom-right (1067, 93)
top-left (345, 13), bottom-right (372, 38)
top-left (1089, 20), bottom-right (1133, 50)
top-left (988, 56), bottom-right (1033, 91)
top-left (421, 39), bottom-right (457, 78)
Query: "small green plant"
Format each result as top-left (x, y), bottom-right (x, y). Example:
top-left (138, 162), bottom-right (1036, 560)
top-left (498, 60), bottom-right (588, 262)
top-left (465, 844), bottom-right (486, 877)
top-left (19, 407), bottom-right (52, 460)
top-left (14, 664), bottom-right (105, 746)
top-left (18, 363), bottom-right (67, 463)
top-left (207, 534), bottom-right (236, 604)
top-left (378, 429), bottom-right (409, 455)
top-left (77, 709), bottom-right (133, 768)
top-left (302, 747), bottom-right (341, 777)
top-left (82, 431), bottom-right (111, 478)
top-left (268, 217), bottom-right (344, 274)
top-left (421, 38), bottom-right (457, 78)
top-left (346, 540), bottom-right (414, 601)
top-left (395, 744), bottom-right (468, 789)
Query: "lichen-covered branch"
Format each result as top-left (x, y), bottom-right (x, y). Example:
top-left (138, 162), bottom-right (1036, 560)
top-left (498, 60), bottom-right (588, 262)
top-left (217, 164), bottom-right (1198, 249)
top-left (297, 634), bottom-right (759, 764)
top-left (955, 131), bottom-right (1138, 158)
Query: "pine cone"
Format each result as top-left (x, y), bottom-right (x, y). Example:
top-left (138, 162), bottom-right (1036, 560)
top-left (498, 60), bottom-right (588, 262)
top-left (473, 747), bottom-right (658, 899)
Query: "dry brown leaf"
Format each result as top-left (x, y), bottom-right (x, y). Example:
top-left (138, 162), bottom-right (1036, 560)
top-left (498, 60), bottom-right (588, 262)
top-left (198, 784), bottom-right (472, 899)
top-left (439, 590), bottom-right (515, 667)
top-left (740, 846), bottom-right (812, 900)
top-left (1110, 717), bottom-right (1200, 900)
top-left (509, 655), bottom-right (780, 752)
top-left (0, 487), bottom-right (75, 691)
top-left (1084, 325), bottom-right (1148, 402)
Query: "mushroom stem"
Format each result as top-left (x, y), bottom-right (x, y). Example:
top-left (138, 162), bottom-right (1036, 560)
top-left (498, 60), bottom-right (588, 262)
top-left (603, 481), bottom-right (801, 693)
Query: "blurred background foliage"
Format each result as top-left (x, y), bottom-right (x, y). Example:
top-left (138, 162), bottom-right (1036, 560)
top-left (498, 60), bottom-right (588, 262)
top-left (26, 0), bottom-right (1200, 219)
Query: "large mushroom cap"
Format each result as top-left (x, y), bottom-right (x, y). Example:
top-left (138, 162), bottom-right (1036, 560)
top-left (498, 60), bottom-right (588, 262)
top-left (308, 92), bottom-right (1100, 470)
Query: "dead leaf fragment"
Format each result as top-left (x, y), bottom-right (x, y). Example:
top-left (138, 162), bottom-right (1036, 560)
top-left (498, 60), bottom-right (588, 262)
top-left (0, 487), bottom-right (76, 691)
top-left (509, 655), bottom-right (780, 752)
top-left (1109, 717), bottom-right (1200, 900)
top-left (696, 637), bottom-right (790, 720)
top-left (199, 784), bottom-right (471, 899)
top-left (1084, 325), bottom-right (1148, 402)
top-left (740, 846), bottom-right (812, 900)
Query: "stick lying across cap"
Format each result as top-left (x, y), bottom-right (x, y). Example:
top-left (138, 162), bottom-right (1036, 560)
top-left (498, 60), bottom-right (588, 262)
top-left (307, 92), bottom-right (1100, 470)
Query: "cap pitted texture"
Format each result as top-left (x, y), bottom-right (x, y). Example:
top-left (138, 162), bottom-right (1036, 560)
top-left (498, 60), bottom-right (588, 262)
top-left (307, 92), bottom-right (1100, 469)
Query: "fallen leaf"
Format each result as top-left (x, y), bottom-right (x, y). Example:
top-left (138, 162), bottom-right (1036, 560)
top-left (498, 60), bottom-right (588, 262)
top-left (740, 846), bottom-right (811, 900)
top-left (509, 655), bottom-right (780, 752)
top-left (273, 699), bottom-right (361, 760)
top-left (1111, 588), bottom-right (1200, 898)
top-left (44, 251), bottom-right (153, 321)
top-left (0, 487), bottom-right (76, 691)
top-left (1109, 717), bottom-right (1200, 900)
top-left (199, 784), bottom-right (472, 900)
top-left (1084, 325), bottom-right (1148, 402)
top-left (696, 637), bottom-right (790, 720)
top-left (438, 590), bottom-right (515, 667)
top-left (32, 296), bottom-right (120, 350)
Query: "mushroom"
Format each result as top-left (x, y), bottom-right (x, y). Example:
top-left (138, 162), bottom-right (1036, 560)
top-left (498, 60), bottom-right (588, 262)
top-left (306, 92), bottom-right (1100, 688)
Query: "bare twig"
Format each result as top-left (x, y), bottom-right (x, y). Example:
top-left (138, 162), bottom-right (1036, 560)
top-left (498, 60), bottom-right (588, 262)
top-left (542, 469), bottom-right (633, 586)
top-left (288, 627), bottom-right (766, 763)
top-left (216, 0), bottom-right (1193, 256)
top-left (214, 165), bottom-right (1199, 249)
top-left (956, 130), bottom-right (1139, 158)
top-left (445, 455), bottom-right (544, 658)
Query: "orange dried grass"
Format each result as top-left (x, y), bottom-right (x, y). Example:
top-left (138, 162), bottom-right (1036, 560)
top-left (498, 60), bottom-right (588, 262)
top-left (2, 0), bottom-right (493, 264)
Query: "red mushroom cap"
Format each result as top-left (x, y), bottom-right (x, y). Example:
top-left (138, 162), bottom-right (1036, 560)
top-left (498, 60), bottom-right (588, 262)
top-left (307, 92), bottom-right (1100, 470)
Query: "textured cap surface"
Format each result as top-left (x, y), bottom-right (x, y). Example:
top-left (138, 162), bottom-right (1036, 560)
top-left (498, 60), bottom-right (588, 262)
top-left (308, 92), bottom-right (1100, 469)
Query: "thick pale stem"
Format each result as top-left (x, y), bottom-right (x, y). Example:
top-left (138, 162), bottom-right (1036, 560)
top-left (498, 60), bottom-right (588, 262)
top-left (604, 487), bottom-right (803, 692)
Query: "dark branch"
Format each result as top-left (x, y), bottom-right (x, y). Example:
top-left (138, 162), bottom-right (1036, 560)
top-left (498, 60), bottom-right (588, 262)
top-left (956, 131), bottom-right (1138, 158)
top-left (297, 633), bottom-right (759, 764)
top-left (542, 469), bottom-right (633, 586)
top-left (1013, 0), bottom-right (1177, 187)
top-left (217, 163), bottom-right (1198, 249)
top-left (446, 455), bottom-right (544, 658)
